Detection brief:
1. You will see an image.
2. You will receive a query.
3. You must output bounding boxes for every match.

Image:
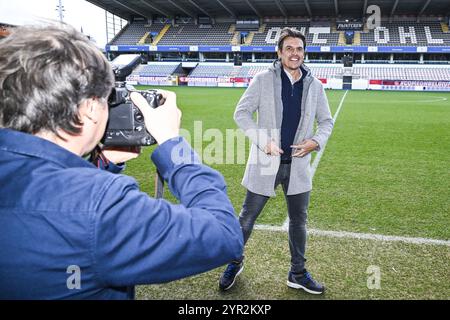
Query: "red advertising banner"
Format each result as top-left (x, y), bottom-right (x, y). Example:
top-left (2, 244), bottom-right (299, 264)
top-left (382, 80), bottom-right (450, 89)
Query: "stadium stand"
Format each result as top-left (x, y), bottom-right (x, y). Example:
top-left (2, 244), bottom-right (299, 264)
top-left (359, 21), bottom-right (450, 46)
top-left (109, 20), bottom-right (450, 48)
top-left (126, 60), bottom-right (450, 88)
top-left (251, 22), bottom-right (340, 46)
top-left (157, 23), bottom-right (233, 46)
top-left (110, 21), bottom-right (344, 47)
top-left (188, 64), bottom-right (235, 77)
top-left (308, 65), bottom-right (343, 79)
top-left (131, 62), bottom-right (181, 77)
top-left (90, 0), bottom-right (450, 91)
top-left (110, 22), bottom-right (166, 45)
top-left (236, 65), bottom-right (270, 78)
top-left (130, 62), bottom-right (344, 80)
top-left (354, 65), bottom-right (450, 81)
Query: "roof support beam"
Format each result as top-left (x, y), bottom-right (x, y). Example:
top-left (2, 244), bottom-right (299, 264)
top-left (304, 0), bottom-right (312, 17)
top-left (245, 0), bottom-right (262, 18)
top-left (111, 0), bottom-right (151, 19)
top-left (334, 0), bottom-right (339, 16)
top-left (390, 0), bottom-right (399, 16)
top-left (418, 0), bottom-right (432, 16)
top-left (362, 0), bottom-right (368, 17)
top-left (187, 0), bottom-right (212, 17)
top-left (274, 0), bottom-right (288, 18)
top-left (139, 0), bottom-right (171, 17)
top-left (214, 0), bottom-right (237, 18)
top-left (167, 0), bottom-right (196, 18)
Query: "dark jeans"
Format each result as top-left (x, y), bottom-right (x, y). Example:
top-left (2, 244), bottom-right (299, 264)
top-left (239, 163), bottom-right (310, 274)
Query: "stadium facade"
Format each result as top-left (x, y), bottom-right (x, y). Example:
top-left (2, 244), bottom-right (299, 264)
top-left (87, 0), bottom-right (450, 91)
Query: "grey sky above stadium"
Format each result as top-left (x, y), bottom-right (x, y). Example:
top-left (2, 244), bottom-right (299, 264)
top-left (0, 0), bottom-right (110, 47)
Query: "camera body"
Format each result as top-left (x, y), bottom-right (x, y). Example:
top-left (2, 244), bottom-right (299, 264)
top-left (102, 82), bottom-right (163, 146)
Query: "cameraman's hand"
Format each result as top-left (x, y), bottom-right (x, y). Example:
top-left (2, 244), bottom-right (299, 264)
top-left (131, 90), bottom-right (181, 145)
top-left (102, 146), bottom-right (141, 164)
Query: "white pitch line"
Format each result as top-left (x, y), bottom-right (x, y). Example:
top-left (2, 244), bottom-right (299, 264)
top-left (311, 89), bottom-right (349, 177)
top-left (254, 224), bottom-right (450, 247)
top-left (280, 90), bottom-right (349, 229)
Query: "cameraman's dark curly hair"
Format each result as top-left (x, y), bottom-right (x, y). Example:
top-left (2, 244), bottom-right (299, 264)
top-left (0, 23), bottom-right (114, 138)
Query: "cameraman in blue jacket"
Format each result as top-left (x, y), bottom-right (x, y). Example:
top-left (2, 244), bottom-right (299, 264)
top-left (0, 24), bottom-right (243, 299)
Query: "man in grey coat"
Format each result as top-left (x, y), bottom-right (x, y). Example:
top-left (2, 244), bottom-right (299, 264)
top-left (219, 28), bottom-right (334, 294)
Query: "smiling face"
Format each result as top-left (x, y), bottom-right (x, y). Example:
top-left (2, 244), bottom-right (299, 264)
top-left (277, 36), bottom-right (305, 72)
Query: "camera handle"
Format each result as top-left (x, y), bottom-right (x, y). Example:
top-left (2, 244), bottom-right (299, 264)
top-left (154, 170), bottom-right (165, 199)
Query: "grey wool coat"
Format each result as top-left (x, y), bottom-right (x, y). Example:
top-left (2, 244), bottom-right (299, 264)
top-left (234, 60), bottom-right (334, 197)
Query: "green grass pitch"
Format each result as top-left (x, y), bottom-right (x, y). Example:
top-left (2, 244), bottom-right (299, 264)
top-left (123, 86), bottom-right (449, 299)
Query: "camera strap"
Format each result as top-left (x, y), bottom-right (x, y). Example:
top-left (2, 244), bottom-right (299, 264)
top-left (90, 145), bottom-right (111, 170)
top-left (154, 170), bottom-right (165, 199)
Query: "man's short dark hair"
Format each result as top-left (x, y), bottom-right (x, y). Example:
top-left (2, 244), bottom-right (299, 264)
top-left (0, 23), bottom-right (114, 137)
top-left (277, 27), bottom-right (306, 51)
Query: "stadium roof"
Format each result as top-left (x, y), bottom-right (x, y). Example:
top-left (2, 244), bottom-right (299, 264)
top-left (86, 0), bottom-right (450, 21)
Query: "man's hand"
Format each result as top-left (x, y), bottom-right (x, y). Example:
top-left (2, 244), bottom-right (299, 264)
top-left (130, 90), bottom-right (182, 145)
top-left (102, 146), bottom-right (141, 164)
top-left (291, 139), bottom-right (319, 158)
top-left (264, 141), bottom-right (284, 156)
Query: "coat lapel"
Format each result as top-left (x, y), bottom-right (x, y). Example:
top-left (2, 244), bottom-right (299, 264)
top-left (273, 67), bottom-right (283, 131)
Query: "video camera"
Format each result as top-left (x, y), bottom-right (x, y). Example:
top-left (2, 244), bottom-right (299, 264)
top-left (102, 82), bottom-right (164, 146)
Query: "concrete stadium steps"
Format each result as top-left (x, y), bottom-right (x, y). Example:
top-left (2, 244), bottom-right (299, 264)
top-left (353, 32), bottom-right (361, 45)
top-left (138, 32), bottom-right (151, 45)
top-left (231, 31), bottom-right (240, 46)
top-left (258, 24), bottom-right (266, 33)
top-left (244, 32), bottom-right (255, 45)
top-left (152, 24), bottom-right (171, 45)
top-left (338, 32), bottom-right (346, 45)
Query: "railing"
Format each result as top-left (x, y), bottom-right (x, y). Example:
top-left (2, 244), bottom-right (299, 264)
top-left (307, 59), bottom-right (334, 64)
top-left (204, 59), bottom-right (228, 62)
top-left (393, 60), bottom-right (421, 64)
top-left (361, 60), bottom-right (391, 64)
top-left (423, 60), bottom-right (450, 65)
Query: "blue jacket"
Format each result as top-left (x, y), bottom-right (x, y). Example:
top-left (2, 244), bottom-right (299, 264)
top-left (0, 129), bottom-right (243, 299)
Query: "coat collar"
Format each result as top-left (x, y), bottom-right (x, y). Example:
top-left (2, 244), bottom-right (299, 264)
top-left (269, 59), bottom-right (313, 83)
top-left (271, 60), bottom-right (315, 130)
